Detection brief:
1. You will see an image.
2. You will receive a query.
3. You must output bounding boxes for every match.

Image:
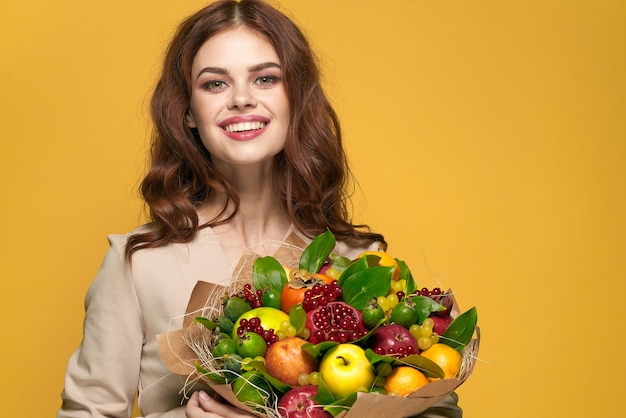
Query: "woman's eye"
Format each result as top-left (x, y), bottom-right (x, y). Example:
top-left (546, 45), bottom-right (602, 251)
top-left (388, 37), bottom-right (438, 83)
top-left (202, 80), bottom-right (228, 91)
top-left (254, 75), bottom-right (279, 88)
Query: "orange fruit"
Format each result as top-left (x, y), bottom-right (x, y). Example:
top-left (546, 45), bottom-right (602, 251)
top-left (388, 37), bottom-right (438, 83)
top-left (420, 343), bottom-right (462, 379)
top-left (357, 251), bottom-right (401, 281)
top-left (383, 366), bottom-right (430, 396)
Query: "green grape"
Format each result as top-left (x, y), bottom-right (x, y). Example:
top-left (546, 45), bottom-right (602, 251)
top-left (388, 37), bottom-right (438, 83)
top-left (285, 325), bottom-right (297, 337)
top-left (387, 293), bottom-right (399, 308)
top-left (390, 280), bottom-right (404, 293)
top-left (377, 295), bottom-right (390, 312)
top-left (418, 336), bottom-right (433, 351)
top-left (409, 324), bottom-right (421, 340)
top-left (309, 372), bottom-right (320, 386)
top-left (298, 373), bottom-right (310, 386)
top-left (422, 317), bottom-right (435, 328)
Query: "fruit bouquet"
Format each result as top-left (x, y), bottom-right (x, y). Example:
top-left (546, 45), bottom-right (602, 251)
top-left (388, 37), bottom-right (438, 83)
top-left (158, 231), bottom-right (479, 418)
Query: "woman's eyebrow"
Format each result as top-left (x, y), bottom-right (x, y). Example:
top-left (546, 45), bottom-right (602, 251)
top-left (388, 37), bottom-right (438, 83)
top-left (196, 62), bottom-right (281, 80)
top-left (196, 66), bottom-right (227, 80)
top-left (248, 62), bottom-right (281, 72)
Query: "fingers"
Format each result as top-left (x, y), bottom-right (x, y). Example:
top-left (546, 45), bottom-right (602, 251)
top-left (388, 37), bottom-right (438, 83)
top-left (185, 392), bottom-right (204, 418)
top-left (186, 391), bottom-right (258, 418)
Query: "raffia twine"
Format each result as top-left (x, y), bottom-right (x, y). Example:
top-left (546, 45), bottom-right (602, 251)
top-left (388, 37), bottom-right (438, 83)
top-left (176, 240), bottom-right (480, 417)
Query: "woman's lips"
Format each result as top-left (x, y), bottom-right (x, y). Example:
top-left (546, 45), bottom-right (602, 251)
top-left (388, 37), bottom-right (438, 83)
top-left (219, 116), bottom-right (270, 141)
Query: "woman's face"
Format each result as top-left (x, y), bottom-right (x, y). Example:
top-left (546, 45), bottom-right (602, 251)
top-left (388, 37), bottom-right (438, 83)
top-left (186, 27), bottom-right (289, 173)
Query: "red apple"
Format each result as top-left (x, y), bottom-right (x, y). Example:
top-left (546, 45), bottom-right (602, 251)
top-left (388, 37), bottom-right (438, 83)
top-left (277, 385), bottom-right (331, 418)
top-left (369, 323), bottom-right (418, 358)
top-left (431, 314), bottom-right (453, 335)
top-left (265, 337), bottom-right (319, 386)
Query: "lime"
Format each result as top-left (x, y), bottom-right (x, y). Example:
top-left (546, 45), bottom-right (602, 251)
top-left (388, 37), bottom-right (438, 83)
top-left (362, 301), bottom-right (385, 329)
top-left (223, 297), bottom-right (252, 323)
top-left (390, 301), bottom-right (418, 328)
top-left (232, 370), bottom-right (273, 408)
top-left (222, 353), bottom-right (243, 381)
top-left (212, 338), bottom-right (237, 358)
top-left (261, 288), bottom-right (281, 310)
top-left (215, 315), bottom-right (235, 336)
top-left (236, 332), bottom-right (268, 358)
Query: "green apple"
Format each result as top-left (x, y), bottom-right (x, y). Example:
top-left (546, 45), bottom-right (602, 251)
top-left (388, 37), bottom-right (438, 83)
top-left (232, 307), bottom-right (289, 339)
top-left (319, 343), bottom-right (375, 399)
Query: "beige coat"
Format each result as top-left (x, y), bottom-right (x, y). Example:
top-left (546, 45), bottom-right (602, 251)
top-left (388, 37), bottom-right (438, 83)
top-left (58, 225), bottom-right (461, 418)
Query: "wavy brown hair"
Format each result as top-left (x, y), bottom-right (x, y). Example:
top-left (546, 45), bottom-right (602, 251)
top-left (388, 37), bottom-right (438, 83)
top-left (126, 0), bottom-right (385, 260)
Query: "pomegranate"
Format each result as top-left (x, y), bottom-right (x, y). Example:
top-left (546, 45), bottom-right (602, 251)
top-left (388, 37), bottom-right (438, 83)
top-left (305, 301), bottom-right (367, 344)
top-left (369, 323), bottom-right (418, 358)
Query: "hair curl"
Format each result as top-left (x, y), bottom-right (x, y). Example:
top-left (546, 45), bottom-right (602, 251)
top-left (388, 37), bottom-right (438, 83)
top-left (126, 0), bottom-right (385, 260)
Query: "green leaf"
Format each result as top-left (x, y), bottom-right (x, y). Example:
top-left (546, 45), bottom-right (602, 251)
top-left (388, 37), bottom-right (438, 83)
top-left (365, 349), bottom-right (445, 379)
top-left (329, 253), bottom-right (352, 273)
top-left (257, 369), bottom-right (291, 394)
top-left (194, 317), bottom-right (217, 331)
top-left (237, 360), bottom-right (290, 393)
top-left (354, 317), bottom-right (386, 345)
top-left (410, 296), bottom-right (445, 325)
top-left (299, 230), bottom-right (336, 273)
top-left (289, 304), bottom-right (307, 335)
top-left (337, 255), bottom-right (371, 287)
top-left (365, 348), bottom-right (395, 366)
top-left (314, 374), bottom-right (357, 417)
top-left (195, 361), bottom-right (227, 384)
top-left (302, 341), bottom-right (338, 359)
top-left (395, 258), bottom-right (417, 295)
top-left (252, 256), bottom-right (288, 291)
top-left (441, 306), bottom-right (478, 351)
top-left (341, 265), bottom-right (394, 310)
top-left (313, 374), bottom-right (336, 411)
top-left (394, 354), bottom-right (445, 379)
top-left (324, 392), bottom-right (357, 417)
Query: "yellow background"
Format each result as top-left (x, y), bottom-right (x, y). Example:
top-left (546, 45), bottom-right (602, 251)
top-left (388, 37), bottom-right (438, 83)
top-left (1, 0), bottom-right (624, 416)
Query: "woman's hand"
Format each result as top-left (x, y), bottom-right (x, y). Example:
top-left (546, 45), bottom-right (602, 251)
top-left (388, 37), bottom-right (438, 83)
top-left (185, 391), bottom-right (258, 418)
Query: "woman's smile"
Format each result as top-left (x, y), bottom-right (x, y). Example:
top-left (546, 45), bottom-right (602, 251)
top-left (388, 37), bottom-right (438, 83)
top-left (219, 115), bottom-right (270, 141)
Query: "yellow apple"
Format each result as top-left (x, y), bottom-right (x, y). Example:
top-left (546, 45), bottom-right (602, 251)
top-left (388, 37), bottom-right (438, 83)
top-left (319, 343), bottom-right (375, 399)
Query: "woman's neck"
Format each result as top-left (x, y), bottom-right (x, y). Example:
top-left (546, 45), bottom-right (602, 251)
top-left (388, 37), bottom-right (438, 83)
top-left (199, 163), bottom-right (292, 264)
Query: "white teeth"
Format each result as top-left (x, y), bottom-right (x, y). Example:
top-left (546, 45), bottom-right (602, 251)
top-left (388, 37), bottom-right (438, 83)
top-left (223, 121), bottom-right (266, 133)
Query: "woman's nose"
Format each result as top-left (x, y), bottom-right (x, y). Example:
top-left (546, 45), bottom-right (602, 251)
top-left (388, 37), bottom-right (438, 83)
top-left (227, 85), bottom-right (258, 110)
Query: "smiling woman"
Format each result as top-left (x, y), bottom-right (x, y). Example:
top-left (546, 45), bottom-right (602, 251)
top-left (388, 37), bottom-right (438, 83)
top-left (55, 1), bottom-right (407, 418)
top-left (2, 0), bottom-right (623, 416)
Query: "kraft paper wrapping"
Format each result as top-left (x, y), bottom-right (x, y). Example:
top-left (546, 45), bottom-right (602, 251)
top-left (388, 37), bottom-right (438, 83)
top-left (157, 280), bottom-right (479, 418)
top-left (157, 239), bottom-right (479, 417)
